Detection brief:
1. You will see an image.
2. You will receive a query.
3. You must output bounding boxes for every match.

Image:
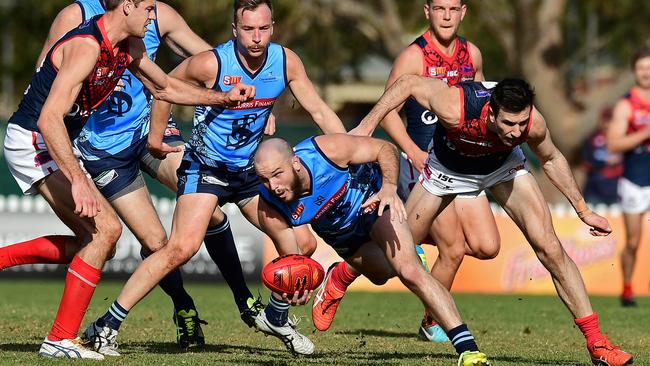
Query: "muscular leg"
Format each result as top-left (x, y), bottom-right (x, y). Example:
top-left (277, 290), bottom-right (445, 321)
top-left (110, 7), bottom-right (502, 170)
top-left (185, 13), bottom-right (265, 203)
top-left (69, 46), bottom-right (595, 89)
top-left (620, 212), bottom-right (643, 300)
top-left (428, 201), bottom-right (466, 290)
top-left (37, 170), bottom-right (122, 341)
top-left (114, 193), bottom-right (218, 310)
top-left (455, 195), bottom-right (500, 259)
top-left (489, 173), bottom-right (592, 318)
top-left (111, 185), bottom-right (195, 312)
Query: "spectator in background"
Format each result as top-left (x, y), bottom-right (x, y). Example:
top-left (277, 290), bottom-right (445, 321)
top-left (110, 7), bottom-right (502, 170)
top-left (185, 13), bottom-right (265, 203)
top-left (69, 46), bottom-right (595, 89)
top-left (581, 108), bottom-right (623, 205)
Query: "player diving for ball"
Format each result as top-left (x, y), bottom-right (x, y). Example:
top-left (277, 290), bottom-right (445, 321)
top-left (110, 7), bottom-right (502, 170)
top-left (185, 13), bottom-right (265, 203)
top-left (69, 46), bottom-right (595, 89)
top-left (254, 136), bottom-right (491, 365)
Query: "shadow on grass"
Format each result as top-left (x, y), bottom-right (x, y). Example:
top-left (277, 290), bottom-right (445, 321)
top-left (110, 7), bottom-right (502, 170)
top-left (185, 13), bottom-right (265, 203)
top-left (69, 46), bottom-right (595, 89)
top-left (0, 341), bottom-right (583, 365)
top-left (334, 328), bottom-right (415, 338)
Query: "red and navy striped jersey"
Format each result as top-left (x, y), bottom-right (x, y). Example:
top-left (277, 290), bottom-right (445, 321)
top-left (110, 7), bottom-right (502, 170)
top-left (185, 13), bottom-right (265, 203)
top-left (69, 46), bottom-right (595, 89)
top-left (8, 15), bottom-right (131, 139)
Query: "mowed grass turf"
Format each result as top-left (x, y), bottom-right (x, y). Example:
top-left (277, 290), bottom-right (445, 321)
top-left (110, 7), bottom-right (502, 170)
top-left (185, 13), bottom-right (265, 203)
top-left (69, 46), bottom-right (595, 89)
top-left (0, 279), bottom-right (647, 365)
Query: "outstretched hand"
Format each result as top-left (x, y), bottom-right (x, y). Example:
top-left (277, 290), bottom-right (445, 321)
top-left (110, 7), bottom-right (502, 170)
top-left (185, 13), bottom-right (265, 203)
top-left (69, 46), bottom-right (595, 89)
top-left (224, 83), bottom-right (256, 107)
top-left (579, 210), bottom-right (612, 236)
top-left (282, 290), bottom-right (313, 306)
top-left (361, 183), bottom-right (407, 223)
top-left (147, 141), bottom-right (183, 160)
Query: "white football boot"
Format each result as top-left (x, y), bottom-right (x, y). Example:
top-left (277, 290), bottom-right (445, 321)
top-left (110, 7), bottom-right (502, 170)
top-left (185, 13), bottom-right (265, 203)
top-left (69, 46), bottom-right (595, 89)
top-left (81, 320), bottom-right (120, 356)
top-left (38, 337), bottom-right (104, 360)
top-left (254, 311), bottom-right (315, 355)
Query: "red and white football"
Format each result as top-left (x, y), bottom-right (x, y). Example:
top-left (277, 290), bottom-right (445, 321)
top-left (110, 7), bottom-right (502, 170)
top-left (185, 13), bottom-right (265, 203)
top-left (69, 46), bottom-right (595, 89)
top-left (261, 254), bottom-right (325, 295)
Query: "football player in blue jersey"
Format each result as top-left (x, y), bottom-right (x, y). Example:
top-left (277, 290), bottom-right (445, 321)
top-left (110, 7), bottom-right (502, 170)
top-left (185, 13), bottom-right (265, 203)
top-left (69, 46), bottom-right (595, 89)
top-left (1, 0), bottom-right (254, 359)
top-left (27, 0), bottom-right (268, 352)
top-left (81, 0), bottom-right (346, 356)
top-left (254, 136), bottom-right (490, 366)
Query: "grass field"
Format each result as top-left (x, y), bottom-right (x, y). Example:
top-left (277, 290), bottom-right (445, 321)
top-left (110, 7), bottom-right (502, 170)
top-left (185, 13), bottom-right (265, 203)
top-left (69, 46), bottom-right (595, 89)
top-left (0, 280), bottom-right (647, 365)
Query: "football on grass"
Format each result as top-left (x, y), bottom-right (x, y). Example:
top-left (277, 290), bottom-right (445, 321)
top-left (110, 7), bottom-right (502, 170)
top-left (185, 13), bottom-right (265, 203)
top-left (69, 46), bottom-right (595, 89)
top-left (261, 254), bottom-right (325, 295)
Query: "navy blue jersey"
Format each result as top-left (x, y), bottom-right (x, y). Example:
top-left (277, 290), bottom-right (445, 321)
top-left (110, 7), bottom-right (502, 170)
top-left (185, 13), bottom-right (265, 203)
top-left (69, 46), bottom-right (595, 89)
top-left (404, 33), bottom-right (476, 151)
top-left (259, 137), bottom-right (382, 239)
top-left (8, 15), bottom-right (131, 139)
top-left (620, 89), bottom-right (650, 186)
top-left (74, 0), bottom-right (162, 158)
top-left (188, 40), bottom-right (287, 170)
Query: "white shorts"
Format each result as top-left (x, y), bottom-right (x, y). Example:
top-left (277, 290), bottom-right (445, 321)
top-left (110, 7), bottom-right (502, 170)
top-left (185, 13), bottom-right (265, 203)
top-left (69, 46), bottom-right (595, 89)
top-left (419, 147), bottom-right (529, 197)
top-left (398, 152), bottom-right (486, 202)
top-left (3, 123), bottom-right (82, 195)
top-left (619, 177), bottom-right (650, 214)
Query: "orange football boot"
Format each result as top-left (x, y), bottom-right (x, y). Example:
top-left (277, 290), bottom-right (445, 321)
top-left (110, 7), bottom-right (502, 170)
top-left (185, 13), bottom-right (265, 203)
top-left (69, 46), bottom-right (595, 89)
top-left (312, 263), bottom-right (346, 331)
top-left (588, 337), bottom-right (633, 366)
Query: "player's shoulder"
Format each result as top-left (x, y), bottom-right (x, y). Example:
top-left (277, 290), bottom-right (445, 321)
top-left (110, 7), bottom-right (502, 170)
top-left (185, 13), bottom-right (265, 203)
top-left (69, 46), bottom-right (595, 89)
top-left (391, 44), bottom-right (424, 76)
top-left (57, 3), bottom-right (84, 24)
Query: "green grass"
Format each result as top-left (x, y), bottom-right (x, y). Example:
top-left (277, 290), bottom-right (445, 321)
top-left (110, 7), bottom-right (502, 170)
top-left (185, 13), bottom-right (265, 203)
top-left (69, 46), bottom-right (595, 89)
top-left (0, 280), bottom-right (647, 365)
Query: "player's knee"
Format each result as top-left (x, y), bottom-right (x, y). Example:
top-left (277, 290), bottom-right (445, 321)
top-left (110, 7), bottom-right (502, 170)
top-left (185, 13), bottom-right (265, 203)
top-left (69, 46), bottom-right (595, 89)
top-left (397, 263), bottom-right (427, 290)
top-left (143, 235), bottom-right (168, 253)
top-left (439, 244), bottom-right (465, 266)
top-left (299, 235), bottom-right (317, 257)
top-left (365, 272), bottom-right (389, 286)
top-left (100, 217), bottom-right (122, 246)
top-left (166, 243), bottom-right (196, 267)
top-left (473, 244), bottom-right (500, 260)
top-left (624, 239), bottom-right (641, 252)
top-left (536, 240), bottom-right (565, 266)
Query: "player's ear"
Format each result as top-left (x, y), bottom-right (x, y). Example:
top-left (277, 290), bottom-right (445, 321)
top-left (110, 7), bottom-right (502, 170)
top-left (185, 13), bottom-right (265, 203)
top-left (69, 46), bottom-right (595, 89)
top-left (232, 22), bottom-right (237, 38)
top-left (423, 3), bottom-right (431, 20)
top-left (460, 4), bottom-right (467, 20)
top-left (292, 156), bottom-right (301, 171)
top-left (123, 0), bottom-right (133, 15)
top-left (270, 21), bottom-right (275, 37)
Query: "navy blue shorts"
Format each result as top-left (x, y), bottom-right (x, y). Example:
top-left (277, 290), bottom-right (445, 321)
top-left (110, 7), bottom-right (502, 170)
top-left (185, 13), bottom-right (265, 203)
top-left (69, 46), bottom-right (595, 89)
top-left (318, 207), bottom-right (382, 259)
top-left (81, 122), bottom-right (184, 200)
top-left (176, 151), bottom-right (260, 205)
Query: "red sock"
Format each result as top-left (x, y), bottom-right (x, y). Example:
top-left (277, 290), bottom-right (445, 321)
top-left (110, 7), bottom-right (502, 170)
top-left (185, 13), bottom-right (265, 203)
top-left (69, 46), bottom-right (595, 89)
top-left (48, 256), bottom-right (101, 341)
top-left (622, 283), bottom-right (633, 299)
top-left (0, 235), bottom-right (71, 269)
top-left (330, 262), bottom-right (359, 292)
top-left (574, 312), bottom-right (605, 348)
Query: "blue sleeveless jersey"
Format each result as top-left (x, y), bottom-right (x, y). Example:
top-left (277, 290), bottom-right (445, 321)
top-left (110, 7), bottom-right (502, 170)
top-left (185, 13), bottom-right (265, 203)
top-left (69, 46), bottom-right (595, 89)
top-left (188, 40), bottom-right (288, 170)
top-left (74, 0), bottom-right (162, 159)
top-left (259, 137), bottom-right (382, 239)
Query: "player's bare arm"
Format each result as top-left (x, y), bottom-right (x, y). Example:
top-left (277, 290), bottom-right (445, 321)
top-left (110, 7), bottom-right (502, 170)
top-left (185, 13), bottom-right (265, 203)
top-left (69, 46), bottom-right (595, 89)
top-left (147, 50), bottom-right (220, 159)
top-left (128, 37), bottom-right (254, 107)
top-left (606, 98), bottom-right (650, 153)
top-left (156, 2), bottom-right (211, 57)
top-left (373, 46), bottom-right (429, 169)
top-left (469, 42), bottom-right (485, 81)
top-left (36, 4), bottom-right (82, 68)
top-left (357, 75), bottom-right (458, 135)
top-left (526, 109), bottom-right (612, 236)
top-left (37, 38), bottom-right (101, 218)
top-left (314, 134), bottom-right (406, 222)
top-left (285, 48), bottom-right (346, 134)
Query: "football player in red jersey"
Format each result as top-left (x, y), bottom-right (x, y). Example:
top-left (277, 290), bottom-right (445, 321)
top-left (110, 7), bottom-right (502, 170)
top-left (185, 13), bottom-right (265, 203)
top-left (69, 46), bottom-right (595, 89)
top-left (355, 76), bottom-right (634, 366)
top-left (1, 0), bottom-right (253, 359)
top-left (607, 45), bottom-right (650, 308)
top-left (348, 0), bottom-right (497, 342)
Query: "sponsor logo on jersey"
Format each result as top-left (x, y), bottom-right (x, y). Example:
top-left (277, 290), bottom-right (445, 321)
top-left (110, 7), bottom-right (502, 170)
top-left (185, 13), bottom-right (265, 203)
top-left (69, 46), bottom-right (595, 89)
top-left (292, 203), bottom-right (305, 220)
top-left (461, 64), bottom-right (475, 75)
top-left (229, 98), bottom-right (277, 110)
top-left (260, 71), bottom-right (280, 83)
top-left (223, 75), bottom-right (243, 85)
top-left (93, 169), bottom-right (119, 188)
top-left (429, 67), bottom-right (447, 78)
top-left (475, 89), bottom-right (491, 98)
top-left (201, 174), bottom-right (229, 186)
top-left (313, 182), bottom-right (348, 220)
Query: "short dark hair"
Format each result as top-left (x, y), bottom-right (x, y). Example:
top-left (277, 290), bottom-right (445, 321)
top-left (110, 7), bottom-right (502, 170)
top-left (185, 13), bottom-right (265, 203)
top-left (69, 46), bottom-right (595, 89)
top-left (490, 78), bottom-right (535, 116)
top-left (427, 0), bottom-right (467, 5)
top-left (104, 0), bottom-right (145, 11)
top-left (233, 0), bottom-right (273, 23)
top-left (632, 44), bottom-right (650, 69)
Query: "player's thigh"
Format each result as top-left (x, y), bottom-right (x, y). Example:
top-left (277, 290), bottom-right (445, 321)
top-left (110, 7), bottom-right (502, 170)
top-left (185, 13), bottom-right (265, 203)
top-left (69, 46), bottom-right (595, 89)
top-left (454, 194), bottom-right (500, 257)
top-left (239, 195), bottom-right (262, 229)
top-left (293, 225), bottom-right (317, 256)
top-left (38, 169), bottom-right (121, 244)
top-left (406, 182), bottom-right (454, 244)
top-left (154, 148), bottom-right (184, 193)
top-left (489, 173), bottom-right (555, 251)
top-left (370, 210), bottom-right (422, 276)
top-left (429, 200), bottom-right (464, 251)
top-left (167, 193), bottom-right (219, 258)
top-left (622, 212), bottom-right (644, 246)
top-left (345, 240), bottom-right (396, 284)
top-left (110, 184), bottom-right (167, 252)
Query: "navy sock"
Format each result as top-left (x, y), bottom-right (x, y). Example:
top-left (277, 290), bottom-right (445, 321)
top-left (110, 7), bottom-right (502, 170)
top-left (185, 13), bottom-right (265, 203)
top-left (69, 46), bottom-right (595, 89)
top-left (264, 295), bottom-right (289, 326)
top-left (204, 217), bottom-right (253, 312)
top-left (447, 324), bottom-right (479, 354)
top-left (98, 301), bottom-right (129, 331)
top-left (140, 249), bottom-right (195, 311)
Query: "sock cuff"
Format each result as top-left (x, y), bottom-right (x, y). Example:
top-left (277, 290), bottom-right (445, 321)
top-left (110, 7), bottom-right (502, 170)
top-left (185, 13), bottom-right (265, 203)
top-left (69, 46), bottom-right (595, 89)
top-left (575, 312), bottom-right (598, 326)
top-left (339, 261), bottom-right (358, 281)
top-left (109, 301), bottom-right (129, 320)
top-left (69, 256), bottom-right (101, 285)
top-left (268, 295), bottom-right (290, 310)
top-left (206, 216), bottom-right (230, 236)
